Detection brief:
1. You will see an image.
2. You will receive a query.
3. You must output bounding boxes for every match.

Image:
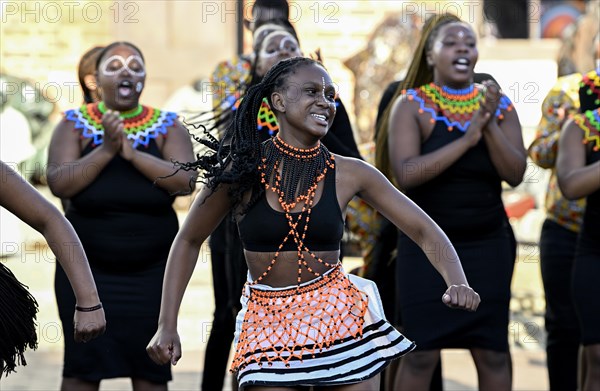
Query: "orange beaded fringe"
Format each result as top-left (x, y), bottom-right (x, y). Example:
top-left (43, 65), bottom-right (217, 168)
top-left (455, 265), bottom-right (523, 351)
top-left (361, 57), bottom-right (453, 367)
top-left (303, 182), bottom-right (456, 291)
top-left (230, 264), bottom-right (368, 372)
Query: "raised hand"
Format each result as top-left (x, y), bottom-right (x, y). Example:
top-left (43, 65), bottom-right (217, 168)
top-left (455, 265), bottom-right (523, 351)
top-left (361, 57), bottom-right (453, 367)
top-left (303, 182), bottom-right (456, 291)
top-left (480, 79), bottom-right (502, 115)
top-left (463, 81), bottom-right (502, 147)
top-left (442, 284), bottom-right (481, 312)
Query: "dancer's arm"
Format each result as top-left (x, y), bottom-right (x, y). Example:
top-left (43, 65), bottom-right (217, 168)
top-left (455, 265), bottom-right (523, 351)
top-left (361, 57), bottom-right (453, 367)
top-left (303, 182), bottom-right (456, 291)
top-left (147, 184), bottom-right (231, 365)
top-left (0, 161), bottom-right (105, 342)
top-left (337, 157), bottom-right (480, 310)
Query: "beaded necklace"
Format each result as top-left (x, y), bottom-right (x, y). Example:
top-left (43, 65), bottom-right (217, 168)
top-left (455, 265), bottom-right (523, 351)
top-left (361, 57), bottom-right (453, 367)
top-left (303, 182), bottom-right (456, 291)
top-left (404, 83), bottom-right (513, 132)
top-left (64, 101), bottom-right (177, 148)
top-left (573, 108), bottom-right (600, 152)
top-left (247, 136), bottom-right (336, 290)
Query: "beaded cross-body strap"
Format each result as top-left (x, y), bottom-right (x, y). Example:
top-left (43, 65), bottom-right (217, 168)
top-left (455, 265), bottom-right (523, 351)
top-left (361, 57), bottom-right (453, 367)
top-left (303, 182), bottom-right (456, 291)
top-left (245, 137), bottom-right (337, 292)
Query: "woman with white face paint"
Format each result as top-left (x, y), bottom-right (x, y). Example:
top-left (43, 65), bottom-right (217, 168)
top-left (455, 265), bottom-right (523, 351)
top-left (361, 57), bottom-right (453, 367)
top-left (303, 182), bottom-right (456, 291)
top-left (47, 41), bottom-right (196, 391)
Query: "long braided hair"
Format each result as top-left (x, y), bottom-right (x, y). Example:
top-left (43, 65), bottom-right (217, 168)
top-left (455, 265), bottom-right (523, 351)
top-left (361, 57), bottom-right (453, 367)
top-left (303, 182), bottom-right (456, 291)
top-left (375, 13), bottom-right (462, 183)
top-left (180, 56), bottom-right (323, 209)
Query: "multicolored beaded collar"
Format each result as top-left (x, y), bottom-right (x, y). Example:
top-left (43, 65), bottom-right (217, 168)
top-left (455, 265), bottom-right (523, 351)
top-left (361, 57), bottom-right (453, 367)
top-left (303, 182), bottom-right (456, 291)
top-left (573, 108), bottom-right (600, 152)
top-left (64, 102), bottom-right (177, 148)
top-left (404, 83), bottom-right (513, 132)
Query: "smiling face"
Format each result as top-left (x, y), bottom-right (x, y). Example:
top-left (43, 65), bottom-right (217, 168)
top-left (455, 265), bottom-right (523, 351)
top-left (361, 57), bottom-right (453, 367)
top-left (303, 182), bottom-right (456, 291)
top-left (256, 31), bottom-right (302, 77)
top-left (96, 44), bottom-right (146, 111)
top-left (271, 63), bottom-right (337, 145)
top-left (427, 22), bottom-right (478, 88)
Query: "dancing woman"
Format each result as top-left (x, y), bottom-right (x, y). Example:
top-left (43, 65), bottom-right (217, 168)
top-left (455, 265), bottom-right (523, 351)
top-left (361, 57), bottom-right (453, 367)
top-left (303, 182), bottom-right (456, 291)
top-left (147, 57), bottom-right (480, 391)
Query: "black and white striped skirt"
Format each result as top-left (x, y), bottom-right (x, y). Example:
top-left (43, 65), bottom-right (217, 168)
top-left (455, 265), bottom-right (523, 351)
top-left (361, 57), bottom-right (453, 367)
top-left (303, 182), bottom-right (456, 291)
top-left (231, 263), bottom-right (415, 388)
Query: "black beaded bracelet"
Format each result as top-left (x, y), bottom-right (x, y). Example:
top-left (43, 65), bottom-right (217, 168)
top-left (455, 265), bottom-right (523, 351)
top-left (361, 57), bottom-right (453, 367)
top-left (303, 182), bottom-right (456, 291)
top-left (75, 302), bottom-right (103, 312)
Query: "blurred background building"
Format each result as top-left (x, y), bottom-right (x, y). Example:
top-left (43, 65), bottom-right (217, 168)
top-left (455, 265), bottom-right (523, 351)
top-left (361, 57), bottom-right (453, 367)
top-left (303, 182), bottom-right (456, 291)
top-left (2, 0), bottom-right (592, 144)
top-left (2, 0), bottom-right (598, 243)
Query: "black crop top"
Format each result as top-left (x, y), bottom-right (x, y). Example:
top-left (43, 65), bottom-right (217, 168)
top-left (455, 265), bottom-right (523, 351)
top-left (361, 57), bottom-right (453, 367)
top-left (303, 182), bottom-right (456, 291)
top-left (238, 167), bottom-right (344, 252)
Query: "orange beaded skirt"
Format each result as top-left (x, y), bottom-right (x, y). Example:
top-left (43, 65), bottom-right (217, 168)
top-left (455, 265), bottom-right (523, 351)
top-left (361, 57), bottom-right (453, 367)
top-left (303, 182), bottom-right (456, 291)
top-left (230, 263), bottom-right (415, 388)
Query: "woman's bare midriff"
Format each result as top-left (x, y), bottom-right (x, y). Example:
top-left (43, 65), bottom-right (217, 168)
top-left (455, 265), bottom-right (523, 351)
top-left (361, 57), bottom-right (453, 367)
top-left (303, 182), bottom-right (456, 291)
top-left (244, 249), bottom-right (340, 287)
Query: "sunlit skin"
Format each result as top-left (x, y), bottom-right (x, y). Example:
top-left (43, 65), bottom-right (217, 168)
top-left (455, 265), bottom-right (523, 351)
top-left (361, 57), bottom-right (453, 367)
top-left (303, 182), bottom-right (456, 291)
top-left (78, 47), bottom-right (104, 104)
top-left (270, 68), bottom-right (336, 146)
top-left (244, 68), bottom-right (338, 286)
top-left (0, 161), bottom-right (106, 344)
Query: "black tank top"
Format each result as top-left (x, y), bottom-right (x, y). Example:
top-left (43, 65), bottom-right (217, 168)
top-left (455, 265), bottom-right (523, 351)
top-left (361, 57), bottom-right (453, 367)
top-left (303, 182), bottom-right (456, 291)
top-left (406, 118), bottom-right (506, 241)
top-left (66, 140), bottom-right (179, 270)
top-left (238, 167), bottom-right (344, 252)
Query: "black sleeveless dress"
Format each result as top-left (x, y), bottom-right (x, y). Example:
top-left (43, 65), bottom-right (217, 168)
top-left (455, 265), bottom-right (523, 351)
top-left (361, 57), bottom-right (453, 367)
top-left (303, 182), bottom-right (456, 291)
top-left (572, 146), bottom-right (600, 345)
top-left (397, 116), bottom-right (516, 352)
top-left (54, 138), bottom-right (178, 382)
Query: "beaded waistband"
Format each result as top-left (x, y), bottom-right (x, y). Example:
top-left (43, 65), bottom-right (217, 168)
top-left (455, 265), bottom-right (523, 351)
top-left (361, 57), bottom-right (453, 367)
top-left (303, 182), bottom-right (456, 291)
top-left (248, 262), bottom-right (342, 298)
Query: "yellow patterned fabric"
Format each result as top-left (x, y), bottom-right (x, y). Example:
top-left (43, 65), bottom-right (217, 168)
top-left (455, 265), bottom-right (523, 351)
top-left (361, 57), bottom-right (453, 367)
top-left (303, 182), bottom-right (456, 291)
top-left (528, 73), bottom-right (586, 232)
top-left (210, 55), bottom-right (253, 127)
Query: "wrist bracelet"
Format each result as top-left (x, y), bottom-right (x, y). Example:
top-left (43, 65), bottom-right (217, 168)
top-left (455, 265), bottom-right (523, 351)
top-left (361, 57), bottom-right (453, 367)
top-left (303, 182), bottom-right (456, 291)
top-left (75, 302), bottom-right (103, 312)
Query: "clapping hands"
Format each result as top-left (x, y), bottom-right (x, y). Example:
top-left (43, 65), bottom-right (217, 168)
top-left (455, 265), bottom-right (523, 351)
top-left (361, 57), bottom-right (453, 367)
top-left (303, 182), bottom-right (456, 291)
top-left (465, 80), bottom-right (503, 147)
top-left (479, 79), bottom-right (503, 123)
top-left (101, 109), bottom-right (123, 155)
top-left (101, 110), bottom-right (136, 160)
